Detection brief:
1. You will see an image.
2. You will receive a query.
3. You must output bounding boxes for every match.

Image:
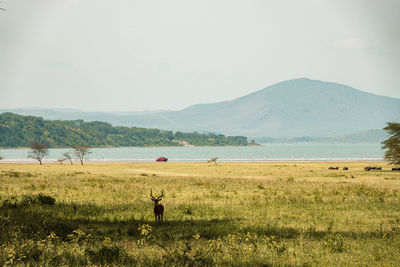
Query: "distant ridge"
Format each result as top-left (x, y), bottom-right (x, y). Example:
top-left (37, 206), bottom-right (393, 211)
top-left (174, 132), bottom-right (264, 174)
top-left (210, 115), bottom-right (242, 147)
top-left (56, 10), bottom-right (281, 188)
top-left (255, 129), bottom-right (389, 143)
top-left (2, 78), bottom-right (400, 139)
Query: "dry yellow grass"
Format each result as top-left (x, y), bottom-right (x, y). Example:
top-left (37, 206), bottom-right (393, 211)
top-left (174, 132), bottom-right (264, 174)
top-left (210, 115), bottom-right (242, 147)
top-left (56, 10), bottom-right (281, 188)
top-left (1, 161), bottom-right (399, 266)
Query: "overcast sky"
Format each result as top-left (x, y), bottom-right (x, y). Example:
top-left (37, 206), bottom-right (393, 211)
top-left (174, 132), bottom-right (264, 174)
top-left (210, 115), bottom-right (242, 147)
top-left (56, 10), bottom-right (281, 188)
top-left (1, 0), bottom-right (399, 111)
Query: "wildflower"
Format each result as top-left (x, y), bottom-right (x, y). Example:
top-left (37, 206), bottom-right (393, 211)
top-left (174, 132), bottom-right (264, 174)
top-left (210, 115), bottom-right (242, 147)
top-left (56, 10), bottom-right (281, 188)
top-left (138, 224), bottom-right (152, 236)
top-left (103, 237), bottom-right (112, 246)
top-left (193, 233), bottom-right (200, 240)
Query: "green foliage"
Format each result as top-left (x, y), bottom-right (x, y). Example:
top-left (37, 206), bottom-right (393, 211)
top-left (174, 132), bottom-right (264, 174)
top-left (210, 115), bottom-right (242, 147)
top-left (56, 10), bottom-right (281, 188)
top-left (37, 194), bottom-right (56, 205)
top-left (0, 112), bottom-right (249, 148)
top-left (382, 122), bottom-right (400, 165)
top-left (85, 245), bottom-right (122, 265)
top-left (1, 239), bottom-right (43, 264)
top-left (324, 234), bottom-right (346, 253)
top-left (2, 194), bottom-right (55, 208)
top-left (0, 171), bottom-right (34, 178)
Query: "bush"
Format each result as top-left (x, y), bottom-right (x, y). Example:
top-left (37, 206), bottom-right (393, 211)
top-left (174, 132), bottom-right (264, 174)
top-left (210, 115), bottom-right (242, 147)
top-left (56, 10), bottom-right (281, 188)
top-left (0, 171), bottom-right (34, 178)
top-left (1, 239), bottom-right (43, 264)
top-left (37, 194), bottom-right (56, 205)
top-left (324, 234), bottom-right (346, 253)
top-left (85, 245), bottom-right (121, 265)
top-left (2, 194), bottom-right (55, 208)
top-left (0, 216), bottom-right (12, 236)
top-left (42, 220), bottom-right (77, 241)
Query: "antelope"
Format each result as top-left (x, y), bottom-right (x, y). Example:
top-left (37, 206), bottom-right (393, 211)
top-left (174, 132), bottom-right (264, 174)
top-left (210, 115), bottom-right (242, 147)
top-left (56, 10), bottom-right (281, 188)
top-left (150, 189), bottom-right (164, 222)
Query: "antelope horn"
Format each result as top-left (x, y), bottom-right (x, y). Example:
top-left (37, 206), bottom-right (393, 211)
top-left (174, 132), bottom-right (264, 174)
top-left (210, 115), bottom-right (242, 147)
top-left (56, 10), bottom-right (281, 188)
top-left (150, 189), bottom-right (156, 200)
top-left (157, 190), bottom-right (164, 200)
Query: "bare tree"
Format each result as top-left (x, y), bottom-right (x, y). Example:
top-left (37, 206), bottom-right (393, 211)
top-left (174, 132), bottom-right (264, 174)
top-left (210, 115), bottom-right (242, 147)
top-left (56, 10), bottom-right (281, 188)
top-left (28, 141), bottom-right (49, 165)
top-left (72, 145), bottom-right (91, 165)
top-left (57, 158), bottom-right (65, 165)
top-left (63, 152), bottom-right (73, 165)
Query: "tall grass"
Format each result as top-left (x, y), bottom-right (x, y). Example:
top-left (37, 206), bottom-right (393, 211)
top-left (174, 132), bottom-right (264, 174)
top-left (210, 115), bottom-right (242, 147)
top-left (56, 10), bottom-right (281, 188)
top-left (0, 162), bottom-right (399, 266)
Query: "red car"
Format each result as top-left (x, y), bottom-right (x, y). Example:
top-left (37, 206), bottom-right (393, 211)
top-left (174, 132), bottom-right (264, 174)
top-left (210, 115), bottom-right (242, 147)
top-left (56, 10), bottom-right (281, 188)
top-left (156, 157), bottom-right (168, 162)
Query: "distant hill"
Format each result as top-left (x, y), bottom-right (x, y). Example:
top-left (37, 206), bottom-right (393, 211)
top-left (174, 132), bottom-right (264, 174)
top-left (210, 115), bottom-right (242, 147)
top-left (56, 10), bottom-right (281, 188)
top-left (0, 108), bottom-right (169, 126)
top-left (3, 78), bottom-right (400, 139)
top-left (256, 129), bottom-right (389, 143)
top-left (320, 129), bottom-right (389, 143)
top-left (0, 113), bottom-right (249, 148)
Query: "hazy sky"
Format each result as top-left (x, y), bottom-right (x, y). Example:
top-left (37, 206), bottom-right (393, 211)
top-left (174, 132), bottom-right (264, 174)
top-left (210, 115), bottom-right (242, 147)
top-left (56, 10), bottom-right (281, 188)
top-left (1, 0), bottom-right (399, 111)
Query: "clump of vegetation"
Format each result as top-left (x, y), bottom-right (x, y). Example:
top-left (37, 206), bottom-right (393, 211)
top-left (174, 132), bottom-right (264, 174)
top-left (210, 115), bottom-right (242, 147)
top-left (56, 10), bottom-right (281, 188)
top-left (0, 171), bottom-right (34, 178)
top-left (2, 193), bottom-right (55, 208)
top-left (183, 205), bottom-right (193, 215)
top-left (324, 234), bottom-right (346, 253)
top-left (85, 244), bottom-right (123, 265)
top-left (382, 122), bottom-right (400, 165)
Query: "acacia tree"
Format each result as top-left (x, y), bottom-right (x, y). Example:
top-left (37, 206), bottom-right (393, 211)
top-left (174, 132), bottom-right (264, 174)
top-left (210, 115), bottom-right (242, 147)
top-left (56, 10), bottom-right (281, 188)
top-left (208, 157), bottom-right (219, 165)
top-left (28, 141), bottom-right (49, 165)
top-left (382, 122), bottom-right (400, 165)
top-left (72, 145), bottom-right (91, 165)
top-left (63, 152), bottom-right (73, 165)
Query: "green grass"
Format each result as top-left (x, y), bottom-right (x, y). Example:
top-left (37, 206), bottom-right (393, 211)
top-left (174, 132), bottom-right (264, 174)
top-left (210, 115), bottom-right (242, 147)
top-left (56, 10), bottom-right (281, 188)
top-left (1, 162), bottom-right (400, 266)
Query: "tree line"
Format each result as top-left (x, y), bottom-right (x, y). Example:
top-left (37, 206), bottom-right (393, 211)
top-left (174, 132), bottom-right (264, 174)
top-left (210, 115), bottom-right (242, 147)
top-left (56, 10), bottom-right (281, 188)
top-left (0, 113), bottom-right (249, 148)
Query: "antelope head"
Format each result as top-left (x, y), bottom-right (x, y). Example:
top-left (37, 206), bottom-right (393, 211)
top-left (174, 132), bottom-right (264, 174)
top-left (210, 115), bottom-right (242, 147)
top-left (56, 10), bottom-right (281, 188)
top-left (150, 189), bottom-right (164, 205)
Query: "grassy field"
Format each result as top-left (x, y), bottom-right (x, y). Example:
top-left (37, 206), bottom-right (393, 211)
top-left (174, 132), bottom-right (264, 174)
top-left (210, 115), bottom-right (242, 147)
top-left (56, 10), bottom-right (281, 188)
top-left (1, 161), bottom-right (400, 266)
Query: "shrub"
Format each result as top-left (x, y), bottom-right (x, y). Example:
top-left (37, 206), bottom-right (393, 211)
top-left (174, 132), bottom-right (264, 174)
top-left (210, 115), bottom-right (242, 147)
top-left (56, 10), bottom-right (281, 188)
top-left (324, 234), bottom-right (346, 253)
top-left (85, 245), bottom-right (122, 265)
top-left (1, 194), bottom-right (55, 208)
top-left (42, 220), bottom-right (77, 241)
top-left (0, 216), bottom-right (12, 236)
top-left (184, 205), bottom-right (193, 215)
top-left (286, 177), bottom-right (295, 183)
top-left (1, 239), bottom-right (43, 264)
top-left (2, 196), bottom-right (19, 208)
top-left (0, 171), bottom-right (34, 178)
top-left (37, 194), bottom-right (56, 205)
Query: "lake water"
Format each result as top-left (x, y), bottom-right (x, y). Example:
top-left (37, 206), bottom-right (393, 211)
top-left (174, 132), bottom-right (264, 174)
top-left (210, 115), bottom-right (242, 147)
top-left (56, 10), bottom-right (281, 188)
top-left (0, 143), bottom-right (384, 163)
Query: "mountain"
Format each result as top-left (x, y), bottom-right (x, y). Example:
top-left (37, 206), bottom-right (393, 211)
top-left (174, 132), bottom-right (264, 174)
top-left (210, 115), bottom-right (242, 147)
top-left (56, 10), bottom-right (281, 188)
top-left (0, 113), bottom-right (249, 148)
top-left (255, 129), bottom-right (389, 143)
top-left (151, 78), bottom-right (400, 138)
top-left (2, 78), bottom-right (400, 138)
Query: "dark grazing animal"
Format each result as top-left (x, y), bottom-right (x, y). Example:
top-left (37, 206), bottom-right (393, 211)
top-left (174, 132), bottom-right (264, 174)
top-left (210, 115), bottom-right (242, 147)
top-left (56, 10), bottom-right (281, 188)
top-left (343, 167), bottom-right (348, 170)
top-left (392, 168), bottom-right (400, 171)
top-left (365, 166), bottom-right (382, 171)
top-left (328, 167), bottom-right (339, 170)
top-left (150, 189), bottom-right (164, 222)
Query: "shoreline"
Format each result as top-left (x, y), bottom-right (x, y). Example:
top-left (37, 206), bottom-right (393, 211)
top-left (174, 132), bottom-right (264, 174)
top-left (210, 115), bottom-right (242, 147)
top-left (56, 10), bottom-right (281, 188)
top-left (0, 158), bottom-right (384, 163)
